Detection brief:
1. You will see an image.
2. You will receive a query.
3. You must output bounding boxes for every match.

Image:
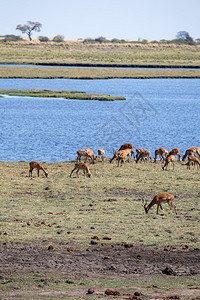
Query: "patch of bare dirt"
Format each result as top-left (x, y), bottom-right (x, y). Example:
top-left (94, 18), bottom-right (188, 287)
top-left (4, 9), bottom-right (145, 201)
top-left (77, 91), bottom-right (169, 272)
top-left (0, 241), bottom-right (199, 278)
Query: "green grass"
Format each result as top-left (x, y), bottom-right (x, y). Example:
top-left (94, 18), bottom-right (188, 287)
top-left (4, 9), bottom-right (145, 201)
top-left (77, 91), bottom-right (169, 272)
top-left (0, 89), bottom-right (125, 101)
top-left (1, 159), bottom-right (199, 249)
top-left (0, 273), bottom-right (199, 299)
top-left (0, 159), bottom-right (199, 299)
top-left (0, 66), bottom-right (200, 79)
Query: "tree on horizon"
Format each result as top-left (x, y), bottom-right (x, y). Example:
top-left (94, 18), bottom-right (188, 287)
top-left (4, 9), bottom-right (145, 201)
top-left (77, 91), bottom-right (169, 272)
top-left (16, 21), bottom-right (42, 41)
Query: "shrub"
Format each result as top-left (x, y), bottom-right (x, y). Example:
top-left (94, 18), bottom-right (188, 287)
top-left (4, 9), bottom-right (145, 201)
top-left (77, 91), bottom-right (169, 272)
top-left (2, 35), bottom-right (23, 42)
top-left (38, 36), bottom-right (49, 42)
top-left (52, 35), bottom-right (64, 43)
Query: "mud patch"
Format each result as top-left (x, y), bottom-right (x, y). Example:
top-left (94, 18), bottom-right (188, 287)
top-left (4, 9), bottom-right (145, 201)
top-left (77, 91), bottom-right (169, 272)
top-left (0, 241), bottom-right (199, 278)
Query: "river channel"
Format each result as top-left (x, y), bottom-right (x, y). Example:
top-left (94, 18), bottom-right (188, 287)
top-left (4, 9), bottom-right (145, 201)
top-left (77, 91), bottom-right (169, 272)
top-left (0, 78), bottom-right (199, 162)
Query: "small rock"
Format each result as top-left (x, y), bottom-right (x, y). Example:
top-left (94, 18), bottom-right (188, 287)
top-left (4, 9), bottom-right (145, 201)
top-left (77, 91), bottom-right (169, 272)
top-left (162, 267), bottom-right (176, 276)
top-left (105, 289), bottom-right (121, 296)
top-left (90, 240), bottom-right (98, 245)
top-left (91, 236), bottom-right (100, 240)
top-left (102, 236), bottom-right (112, 240)
top-left (87, 288), bottom-right (95, 294)
top-left (47, 244), bottom-right (54, 250)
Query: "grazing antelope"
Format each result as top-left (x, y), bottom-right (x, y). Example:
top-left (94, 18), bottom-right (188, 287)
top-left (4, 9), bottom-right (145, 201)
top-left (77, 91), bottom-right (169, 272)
top-left (135, 148), bottom-right (144, 159)
top-left (182, 147), bottom-right (200, 161)
top-left (167, 148), bottom-right (181, 161)
top-left (97, 148), bottom-right (105, 161)
top-left (136, 150), bottom-right (151, 163)
top-left (29, 161), bottom-right (48, 178)
top-left (144, 194), bottom-right (177, 215)
top-left (85, 148), bottom-right (95, 162)
top-left (162, 154), bottom-right (176, 170)
top-left (70, 162), bottom-right (91, 178)
top-left (76, 149), bottom-right (95, 163)
top-left (119, 143), bottom-right (133, 151)
top-left (154, 148), bottom-right (168, 162)
top-left (119, 143), bottom-right (134, 159)
top-left (186, 155), bottom-right (200, 170)
top-left (117, 151), bottom-right (127, 166)
top-left (110, 148), bottom-right (131, 163)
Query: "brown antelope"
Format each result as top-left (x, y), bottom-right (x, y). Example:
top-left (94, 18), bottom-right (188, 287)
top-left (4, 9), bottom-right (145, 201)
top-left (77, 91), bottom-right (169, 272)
top-left (144, 194), bottom-right (177, 215)
top-left (97, 148), bottom-right (105, 161)
top-left (76, 149), bottom-right (95, 163)
top-left (118, 143), bottom-right (135, 158)
top-left (70, 162), bottom-right (91, 178)
top-left (119, 143), bottom-right (133, 151)
top-left (162, 154), bottom-right (176, 170)
top-left (117, 151), bottom-right (127, 166)
top-left (167, 148), bottom-right (181, 161)
top-left (154, 148), bottom-right (168, 162)
top-left (186, 155), bottom-right (200, 170)
top-left (182, 147), bottom-right (200, 161)
top-left (29, 161), bottom-right (48, 178)
top-left (135, 148), bottom-right (144, 159)
top-left (85, 148), bottom-right (95, 162)
top-left (110, 148), bottom-right (132, 164)
top-left (136, 150), bottom-right (151, 163)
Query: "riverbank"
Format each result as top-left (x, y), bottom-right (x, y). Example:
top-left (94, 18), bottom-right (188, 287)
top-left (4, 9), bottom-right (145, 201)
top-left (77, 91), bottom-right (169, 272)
top-left (0, 66), bottom-right (200, 79)
top-left (0, 89), bottom-right (125, 101)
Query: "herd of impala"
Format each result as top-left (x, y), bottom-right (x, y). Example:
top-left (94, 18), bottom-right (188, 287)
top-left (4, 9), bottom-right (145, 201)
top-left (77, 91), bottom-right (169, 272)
top-left (28, 143), bottom-right (200, 215)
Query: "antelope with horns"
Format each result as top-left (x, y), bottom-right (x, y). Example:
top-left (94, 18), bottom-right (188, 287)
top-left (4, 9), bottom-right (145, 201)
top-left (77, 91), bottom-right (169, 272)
top-left (144, 194), bottom-right (177, 215)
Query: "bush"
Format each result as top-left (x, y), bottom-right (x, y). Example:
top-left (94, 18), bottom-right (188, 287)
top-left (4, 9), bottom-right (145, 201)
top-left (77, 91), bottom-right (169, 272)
top-left (1, 35), bottom-right (23, 42)
top-left (52, 35), bottom-right (64, 43)
top-left (38, 36), bottom-right (49, 42)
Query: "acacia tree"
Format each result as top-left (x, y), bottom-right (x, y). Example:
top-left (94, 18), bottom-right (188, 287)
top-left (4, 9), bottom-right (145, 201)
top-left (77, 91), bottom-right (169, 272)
top-left (176, 31), bottom-right (193, 44)
top-left (16, 21), bottom-right (42, 41)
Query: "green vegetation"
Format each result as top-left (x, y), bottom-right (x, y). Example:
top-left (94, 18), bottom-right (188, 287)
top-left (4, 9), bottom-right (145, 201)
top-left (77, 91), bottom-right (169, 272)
top-left (0, 89), bottom-right (125, 101)
top-left (1, 159), bottom-right (199, 248)
top-left (0, 159), bottom-right (199, 298)
top-left (0, 40), bottom-right (199, 67)
top-left (0, 66), bottom-right (199, 79)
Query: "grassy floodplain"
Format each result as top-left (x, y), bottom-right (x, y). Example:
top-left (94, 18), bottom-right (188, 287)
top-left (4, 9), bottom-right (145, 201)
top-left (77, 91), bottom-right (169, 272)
top-left (0, 89), bottom-right (125, 101)
top-left (0, 66), bottom-right (200, 79)
top-left (0, 159), bottom-right (200, 299)
top-left (0, 40), bottom-right (200, 67)
top-left (1, 159), bottom-right (199, 248)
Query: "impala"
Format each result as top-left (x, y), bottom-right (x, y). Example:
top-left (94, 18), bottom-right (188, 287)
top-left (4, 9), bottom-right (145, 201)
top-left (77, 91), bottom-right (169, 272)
top-left (119, 143), bottom-right (133, 151)
top-left (186, 154), bottom-right (200, 169)
top-left (29, 161), bottom-right (48, 178)
top-left (85, 148), bottom-right (95, 162)
top-left (162, 154), bottom-right (176, 170)
top-left (182, 147), bottom-right (200, 161)
top-left (154, 148), bottom-right (168, 162)
top-left (70, 162), bottom-right (91, 178)
top-left (76, 149), bottom-right (94, 163)
top-left (144, 194), bottom-right (177, 215)
top-left (167, 148), bottom-right (181, 161)
top-left (116, 151), bottom-right (127, 166)
top-left (110, 148), bottom-right (132, 164)
top-left (135, 148), bottom-right (144, 159)
top-left (136, 150), bottom-right (151, 163)
top-left (97, 148), bottom-right (105, 161)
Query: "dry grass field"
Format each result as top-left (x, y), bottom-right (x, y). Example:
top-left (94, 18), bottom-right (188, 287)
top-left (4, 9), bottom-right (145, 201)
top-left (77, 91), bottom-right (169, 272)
top-left (0, 40), bottom-right (200, 67)
top-left (0, 158), bottom-right (199, 299)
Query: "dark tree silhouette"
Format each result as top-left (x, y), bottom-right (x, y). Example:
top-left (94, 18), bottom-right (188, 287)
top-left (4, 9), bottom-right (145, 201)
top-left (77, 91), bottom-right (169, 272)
top-left (176, 31), bottom-right (193, 43)
top-left (16, 21), bottom-right (42, 41)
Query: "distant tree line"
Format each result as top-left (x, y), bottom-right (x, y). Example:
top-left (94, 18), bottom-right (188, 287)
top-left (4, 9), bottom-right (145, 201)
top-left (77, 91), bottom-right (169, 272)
top-left (0, 23), bottom-right (199, 46)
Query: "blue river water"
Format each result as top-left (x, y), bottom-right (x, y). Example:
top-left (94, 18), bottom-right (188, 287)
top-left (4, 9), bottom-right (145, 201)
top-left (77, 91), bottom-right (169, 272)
top-left (0, 78), bottom-right (199, 162)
